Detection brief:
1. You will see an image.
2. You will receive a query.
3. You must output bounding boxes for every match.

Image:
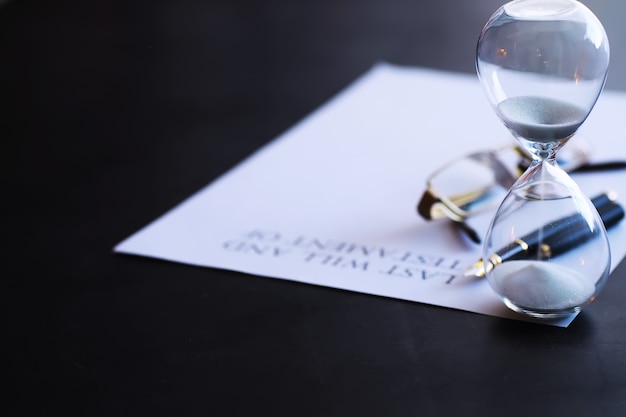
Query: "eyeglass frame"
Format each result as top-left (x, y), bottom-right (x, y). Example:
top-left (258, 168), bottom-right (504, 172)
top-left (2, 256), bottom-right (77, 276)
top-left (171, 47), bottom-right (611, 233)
top-left (417, 137), bottom-right (606, 223)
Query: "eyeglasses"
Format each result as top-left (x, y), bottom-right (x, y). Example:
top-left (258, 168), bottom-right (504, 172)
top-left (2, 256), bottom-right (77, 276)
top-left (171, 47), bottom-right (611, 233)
top-left (417, 136), bottom-right (626, 242)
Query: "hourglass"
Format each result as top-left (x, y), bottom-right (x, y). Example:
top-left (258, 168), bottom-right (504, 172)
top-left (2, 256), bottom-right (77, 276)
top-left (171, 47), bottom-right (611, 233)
top-left (476, 0), bottom-right (611, 318)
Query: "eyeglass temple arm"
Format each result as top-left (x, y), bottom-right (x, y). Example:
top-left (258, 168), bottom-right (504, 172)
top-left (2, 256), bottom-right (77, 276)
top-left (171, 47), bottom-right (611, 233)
top-left (571, 160), bottom-right (626, 173)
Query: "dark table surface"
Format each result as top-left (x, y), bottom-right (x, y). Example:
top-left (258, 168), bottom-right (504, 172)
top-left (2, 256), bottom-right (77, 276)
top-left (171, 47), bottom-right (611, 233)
top-left (4, 0), bottom-right (626, 416)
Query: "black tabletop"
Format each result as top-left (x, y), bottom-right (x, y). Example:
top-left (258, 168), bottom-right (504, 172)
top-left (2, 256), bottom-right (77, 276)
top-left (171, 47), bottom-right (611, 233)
top-left (4, 1), bottom-right (626, 416)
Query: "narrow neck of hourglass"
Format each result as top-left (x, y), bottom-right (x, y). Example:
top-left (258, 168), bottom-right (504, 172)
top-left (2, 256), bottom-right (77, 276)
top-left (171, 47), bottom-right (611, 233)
top-left (515, 154), bottom-right (580, 200)
top-left (518, 136), bottom-right (571, 165)
top-left (536, 152), bottom-right (558, 165)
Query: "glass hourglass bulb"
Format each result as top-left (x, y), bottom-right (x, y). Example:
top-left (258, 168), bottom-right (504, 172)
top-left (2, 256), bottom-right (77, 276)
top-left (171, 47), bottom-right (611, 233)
top-left (476, 0), bottom-right (611, 318)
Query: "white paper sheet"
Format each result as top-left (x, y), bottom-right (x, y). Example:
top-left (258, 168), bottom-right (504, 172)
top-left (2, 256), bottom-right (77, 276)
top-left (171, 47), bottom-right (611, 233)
top-left (115, 63), bottom-right (626, 327)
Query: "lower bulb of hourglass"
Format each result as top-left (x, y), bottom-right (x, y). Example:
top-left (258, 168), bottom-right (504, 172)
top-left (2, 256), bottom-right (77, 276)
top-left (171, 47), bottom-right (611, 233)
top-left (483, 163), bottom-right (611, 318)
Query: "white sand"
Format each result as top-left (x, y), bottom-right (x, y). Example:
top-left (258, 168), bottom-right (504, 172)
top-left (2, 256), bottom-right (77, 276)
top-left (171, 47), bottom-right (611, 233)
top-left (490, 260), bottom-right (596, 311)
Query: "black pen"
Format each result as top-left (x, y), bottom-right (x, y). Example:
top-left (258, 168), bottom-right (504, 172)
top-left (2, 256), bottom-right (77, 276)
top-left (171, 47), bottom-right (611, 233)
top-left (454, 191), bottom-right (621, 244)
top-left (465, 192), bottom-right (625, 277)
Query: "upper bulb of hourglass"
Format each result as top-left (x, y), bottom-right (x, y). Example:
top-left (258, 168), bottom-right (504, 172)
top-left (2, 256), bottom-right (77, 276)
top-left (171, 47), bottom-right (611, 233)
top-left (476, 0), bottom-right (610, 153)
